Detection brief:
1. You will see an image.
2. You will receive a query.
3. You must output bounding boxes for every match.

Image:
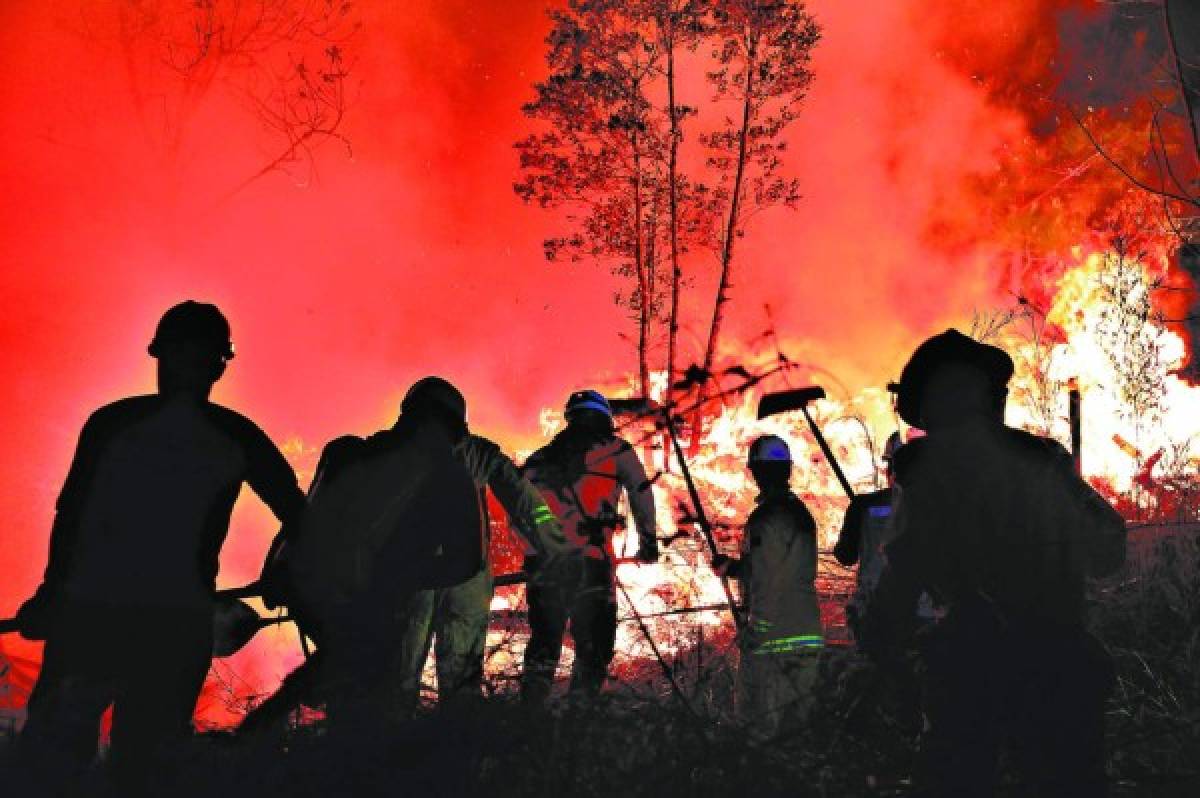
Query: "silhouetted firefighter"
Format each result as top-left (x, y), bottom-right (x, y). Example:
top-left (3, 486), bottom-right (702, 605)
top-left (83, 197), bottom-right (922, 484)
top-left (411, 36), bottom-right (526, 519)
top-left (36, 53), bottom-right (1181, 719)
top-left (519, 390), bottom-right (658, 703)
top-left (862, 329), bottom-right (1127, 798)
top-left (713, 435), bottom-right (824, 739)
top-left (246, 376), bottom-right (483, 733)
top-left (14, 301), bottom-right (306, 795)
top-left (834, 431), bottom-right (935, 641)
top-left (391, 378), bottom-right (569, 709)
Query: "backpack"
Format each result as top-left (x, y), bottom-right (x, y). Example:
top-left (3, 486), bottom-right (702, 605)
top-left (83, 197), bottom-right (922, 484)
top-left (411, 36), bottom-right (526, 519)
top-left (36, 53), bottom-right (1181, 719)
top-left (286, 423), bottom-right (482, 628)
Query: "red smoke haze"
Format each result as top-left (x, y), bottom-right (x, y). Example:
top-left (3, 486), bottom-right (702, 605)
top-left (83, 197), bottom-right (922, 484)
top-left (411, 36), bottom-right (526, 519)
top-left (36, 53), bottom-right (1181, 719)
top-left (0, 1), bottom-right (1179, 715)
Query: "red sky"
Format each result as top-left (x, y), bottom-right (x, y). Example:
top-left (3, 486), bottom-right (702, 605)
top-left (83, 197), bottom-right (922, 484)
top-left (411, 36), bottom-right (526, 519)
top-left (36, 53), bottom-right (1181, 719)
top-left (0, 0), bottom-right (1160, 681)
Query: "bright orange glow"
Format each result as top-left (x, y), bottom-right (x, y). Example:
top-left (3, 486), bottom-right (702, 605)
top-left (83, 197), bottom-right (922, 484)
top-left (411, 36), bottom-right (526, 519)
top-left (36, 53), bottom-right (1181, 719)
top-left (0, 1), bottom-right (1195, 725)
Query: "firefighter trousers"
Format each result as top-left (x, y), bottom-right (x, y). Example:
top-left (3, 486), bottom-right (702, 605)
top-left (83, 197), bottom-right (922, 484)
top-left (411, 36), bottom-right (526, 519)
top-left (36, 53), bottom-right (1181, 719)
top-left (521, 556), bottom-right (616, 703)
top-left (738, 646), bottom-right (820, 739)
top-left (394, 565), bottom-right (495, 710)
top-left (19, 601), bottom-right (212, 796)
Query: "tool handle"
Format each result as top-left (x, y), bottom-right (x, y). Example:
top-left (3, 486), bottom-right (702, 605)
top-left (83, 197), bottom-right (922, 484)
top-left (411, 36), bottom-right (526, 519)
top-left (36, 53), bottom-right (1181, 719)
top-left (256, 615), bottom-right (293, 631)
top-left (659, 412), bottom-right (745, 633)
top-left (801, 405), bottom-right (856, 499)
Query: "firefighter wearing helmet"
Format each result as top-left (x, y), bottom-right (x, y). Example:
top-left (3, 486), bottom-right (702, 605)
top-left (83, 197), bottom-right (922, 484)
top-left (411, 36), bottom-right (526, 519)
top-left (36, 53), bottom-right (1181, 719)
top-left (392, 377), bottom-right (569, 710)
top-left (519, 389), bottom-right (658, 703)
top-left (862, 329), bottom-right (1127, 797)
top-left (714, 434), bottom-right (823, 738)
top-left (250, 375), bottom-right (484, 734)
top-left (16, 301), bottom-right (305, 794)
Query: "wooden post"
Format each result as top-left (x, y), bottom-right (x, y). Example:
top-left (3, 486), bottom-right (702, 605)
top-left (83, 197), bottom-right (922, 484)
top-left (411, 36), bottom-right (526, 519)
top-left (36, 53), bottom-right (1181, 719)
top-left (1069, 379), bottom-right (1082, 474)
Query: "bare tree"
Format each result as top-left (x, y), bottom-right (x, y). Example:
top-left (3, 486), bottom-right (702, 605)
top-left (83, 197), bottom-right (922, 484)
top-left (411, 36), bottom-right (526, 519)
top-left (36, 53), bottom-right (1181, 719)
top-left (649, 1), bottom-right (708, 393)
top-left (91, 0), bottom-right (358, 192)
top-left (515, 0), bottom-right (669, 395)
top-left (699, 0), bottom-right (820, 375)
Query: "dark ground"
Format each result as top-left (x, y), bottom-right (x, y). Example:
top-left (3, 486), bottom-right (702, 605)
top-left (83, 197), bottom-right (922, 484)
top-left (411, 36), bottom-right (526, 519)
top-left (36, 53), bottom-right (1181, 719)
top-left (2, 527), bottom-right (1199, 796)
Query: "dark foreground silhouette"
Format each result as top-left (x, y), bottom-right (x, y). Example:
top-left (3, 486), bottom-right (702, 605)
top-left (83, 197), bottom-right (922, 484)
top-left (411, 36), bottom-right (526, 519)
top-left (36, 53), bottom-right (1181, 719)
top-left (0, 310), bottom-right (1150, 797)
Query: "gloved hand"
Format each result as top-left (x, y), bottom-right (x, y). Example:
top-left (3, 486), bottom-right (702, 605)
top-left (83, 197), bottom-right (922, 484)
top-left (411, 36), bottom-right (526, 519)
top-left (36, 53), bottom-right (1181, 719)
top-left (636, 546), bottom-right (659, 564)
top-left (15, 584), bottom-right (56, 640)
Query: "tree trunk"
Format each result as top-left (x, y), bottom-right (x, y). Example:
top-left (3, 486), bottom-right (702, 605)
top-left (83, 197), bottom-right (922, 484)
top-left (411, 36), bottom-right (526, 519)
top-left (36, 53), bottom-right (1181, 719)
top-left (633, 130), bottom-right (652, 399)
top-left (666, 25), bottom-right (683, 396)
top-left (665, 24), bottom-right (682, 471)
top-left (702, 34), bottom-right (758, 375)
top-left (690, 33), bottom-right (757, 455)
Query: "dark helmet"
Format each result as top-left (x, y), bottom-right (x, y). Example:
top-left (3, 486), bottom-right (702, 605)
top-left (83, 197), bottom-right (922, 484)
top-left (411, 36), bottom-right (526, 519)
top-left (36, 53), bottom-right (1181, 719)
top-left (748, 434), bottom-right (792, 465)
top-left (148, 301), bottom-right (235, 362)
top-left (564, 390), bottom-right (612, 422)
top-left (402, 376), bottom-right (468, 425)
top-left (894, 329), bottom-right (1013, 427)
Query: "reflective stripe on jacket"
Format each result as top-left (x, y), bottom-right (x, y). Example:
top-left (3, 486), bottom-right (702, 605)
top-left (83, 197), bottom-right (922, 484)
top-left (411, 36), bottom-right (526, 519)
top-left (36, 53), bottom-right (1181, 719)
top-left (739, 488), bottom-right (824, 654)
top-left (523, 434), bottom-right (656, 560)
top-left (456, 434), bottom-right (567, 560)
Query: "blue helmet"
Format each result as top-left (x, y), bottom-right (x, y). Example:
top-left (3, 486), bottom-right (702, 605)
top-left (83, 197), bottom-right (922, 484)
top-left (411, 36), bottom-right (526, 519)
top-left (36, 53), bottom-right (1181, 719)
top-left (749, 434), bottom-right (792, 465)
top-left (565, 389), bottom-right (612, 420)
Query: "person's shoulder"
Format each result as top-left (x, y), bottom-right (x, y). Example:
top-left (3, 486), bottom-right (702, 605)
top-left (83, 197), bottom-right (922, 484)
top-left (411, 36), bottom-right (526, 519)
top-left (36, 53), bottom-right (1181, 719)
top-left (84, 395), bottom-right (160, 431)
top-left (90, 394), bottom-right (157, 417)
top-left (462, 433), bottom-right (502, 458)
top-left (204, 402), bottom-right (273, 443)
top-left (588, 434), bottom-right (632, 457)
top-left (891, 437), bottom-right (930, 482)
top-left (523, 441), bottom-right (552, 468)
top-left (752, 491), bottom-right (811, 522)
top-left (1002, 426), bottom-right (1070, 462)
top-left (326, 433), bottom-right (368, 459)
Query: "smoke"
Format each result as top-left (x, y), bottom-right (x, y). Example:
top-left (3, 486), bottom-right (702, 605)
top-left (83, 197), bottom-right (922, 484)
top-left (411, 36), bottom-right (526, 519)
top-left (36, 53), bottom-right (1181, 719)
top-left (0, 0), bottom-right (1176, 711)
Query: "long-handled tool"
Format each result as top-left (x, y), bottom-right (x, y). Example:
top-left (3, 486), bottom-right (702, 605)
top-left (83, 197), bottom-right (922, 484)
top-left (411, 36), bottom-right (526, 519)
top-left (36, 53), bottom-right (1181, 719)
top-left (0, 581), bottom-right (295, 659)
top-left (758, 385), bottom-right (856, 500)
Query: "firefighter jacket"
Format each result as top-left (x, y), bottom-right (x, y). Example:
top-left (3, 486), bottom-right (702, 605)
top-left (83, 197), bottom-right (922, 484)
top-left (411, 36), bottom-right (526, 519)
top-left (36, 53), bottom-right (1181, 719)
top-left (835, 486), bottom-right (935, 622)
top-left (834, 487), bottom-right (893, 614)
top-left (286, 419), bottom-right (483, 628)
top-left (735, 487), bottom-right (824, 655)
top-left (455, 434), bottom-right (568, 563)
top-left (866, 420), bottom-right (1126, 650)
top-left (39, 395), bottom-right (304, 610)
top-left (522, 431), bottom-right (657, 562)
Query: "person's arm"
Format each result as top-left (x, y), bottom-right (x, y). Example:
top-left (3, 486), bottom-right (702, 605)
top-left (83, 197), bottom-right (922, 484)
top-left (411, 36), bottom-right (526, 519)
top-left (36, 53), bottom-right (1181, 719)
top-left (244, 424), bottom-right (306, 532)
top-left (241, 424), bottom-right (314, 608)
top-left (859, 486), bottom-right (923, 661)
top-left (833, 496), bottom-right (865, 566)
top-left (18, 408), bottom-right (117, 636)
top-left (615, 444), bottom-right (657, 561)
top-left (40, 414), bottom-right (105, 592)
top-left (458, 436), bottom-right (567, 558)
top-left (479, 445), bottom-right (569, 558)
top-left (1052, 449), bottom-right (1126, 577)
